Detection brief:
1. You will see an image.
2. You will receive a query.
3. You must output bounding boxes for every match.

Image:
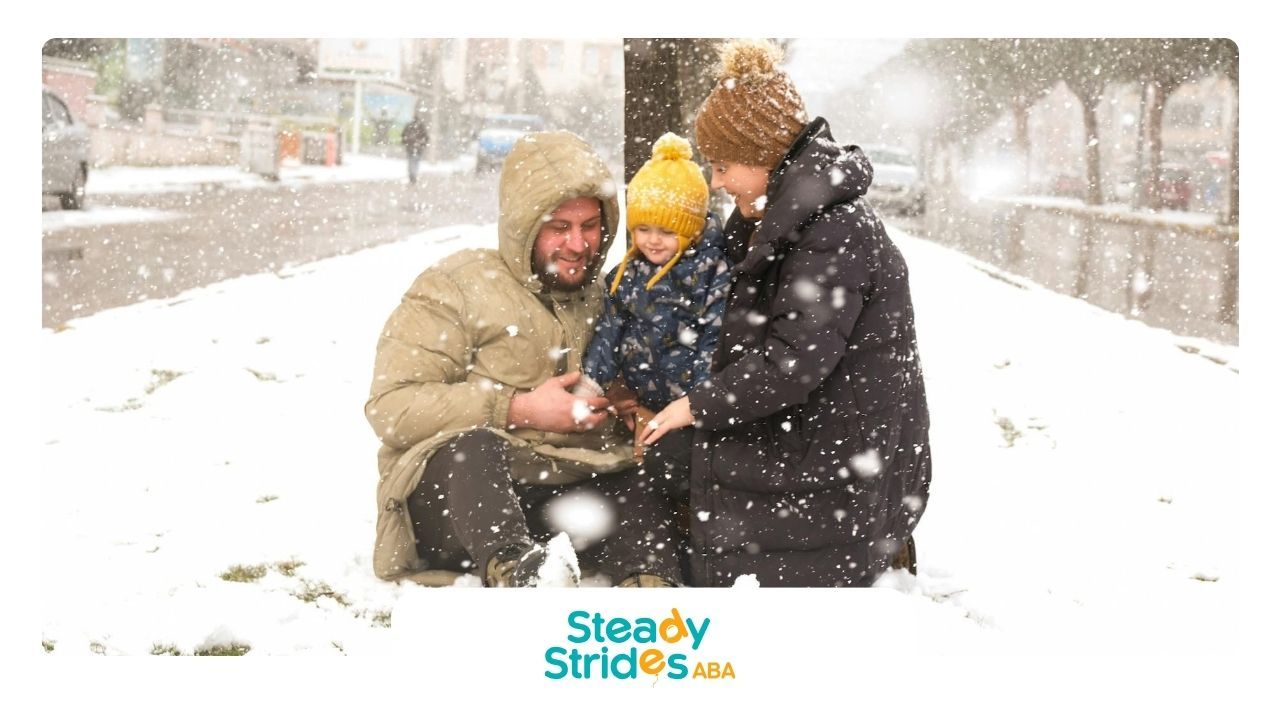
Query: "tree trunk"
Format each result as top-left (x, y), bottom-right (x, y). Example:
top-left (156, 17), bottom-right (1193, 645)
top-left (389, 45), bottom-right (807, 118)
top-left (1012, 95), bottom-right (1031, 191)
top-left (674, 40), bottom-right (721, 138)
top-left (1139, 80), bottom-right (1167, 210)
top-left (1082, 90), bottom-right (1104, 206)
top-left (1227, 80), bottom-right (1239, 225)
top-left (623, 39), bottom-right (683, 184)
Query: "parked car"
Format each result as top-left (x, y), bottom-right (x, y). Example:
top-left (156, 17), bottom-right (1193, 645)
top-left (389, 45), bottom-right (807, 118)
top-left (863, 145), bottom-right (926, 216)
top-left (1157, 162), bottom-right (1193, 211)
top-left (1109, 162), bottom-right (1193, 210)
top-left (475, 114), bottom-right (546, 174)
top-left (1047, 172), bottom-right (1087, 200)
top-left (42, 88), bottom-right (90, 210)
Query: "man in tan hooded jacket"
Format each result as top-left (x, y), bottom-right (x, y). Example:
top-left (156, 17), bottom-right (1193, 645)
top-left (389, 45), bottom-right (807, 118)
top-left (366, 131), bottom-right (683, 587)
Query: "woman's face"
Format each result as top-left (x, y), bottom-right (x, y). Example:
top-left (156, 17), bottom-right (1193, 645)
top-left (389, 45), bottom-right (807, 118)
top-left (709, 160), bottom-right (771, 219)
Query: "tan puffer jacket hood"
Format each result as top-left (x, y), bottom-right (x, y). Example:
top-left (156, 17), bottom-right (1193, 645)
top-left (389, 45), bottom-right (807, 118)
top-left (498, 130), bottom-right (621, 296)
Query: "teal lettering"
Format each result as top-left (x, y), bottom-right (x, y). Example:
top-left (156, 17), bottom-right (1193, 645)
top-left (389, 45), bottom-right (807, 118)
top-left (686, 616), bottom-right (710, 651)
top-left (544, 646), bottom-right (569, 680)
top-left (633, 617), bottom-right (657, 643)
top-left (666, 653), bottom-right (688, 679)
top-left (566, 611), bottom-right (590, 643)
top-left (605, 617), bottom-right (631, 643)
top-left (611, 646), bottom-right (638, 679)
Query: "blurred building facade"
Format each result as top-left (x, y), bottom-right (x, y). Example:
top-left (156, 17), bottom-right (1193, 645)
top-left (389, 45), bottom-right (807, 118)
top-left (43, 38), bottom-right (625, 165)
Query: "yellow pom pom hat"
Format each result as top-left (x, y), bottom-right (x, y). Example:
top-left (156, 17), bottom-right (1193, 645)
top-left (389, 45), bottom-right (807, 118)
top-left (610, 132), bottom-right (710, 294)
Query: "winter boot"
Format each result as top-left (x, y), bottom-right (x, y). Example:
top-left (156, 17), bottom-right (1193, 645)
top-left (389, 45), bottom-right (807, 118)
top-left (485, 534), bottom-right (581, 588)
top-left (616, 572), bottom-right (681, 588)
top-left (889, 535), bottom-right (918, 576)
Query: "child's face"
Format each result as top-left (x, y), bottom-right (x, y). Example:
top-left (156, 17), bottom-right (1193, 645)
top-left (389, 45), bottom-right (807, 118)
top-left (632, 225), bottom-right (680, 266)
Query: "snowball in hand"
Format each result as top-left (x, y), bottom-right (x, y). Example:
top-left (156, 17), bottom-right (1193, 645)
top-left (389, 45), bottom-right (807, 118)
top-left (571, 398), bottom-right (593, 423)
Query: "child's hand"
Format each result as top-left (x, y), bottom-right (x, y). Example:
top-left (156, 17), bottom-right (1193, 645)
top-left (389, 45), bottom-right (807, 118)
top-left (604, 382), bottom-right (640, 431)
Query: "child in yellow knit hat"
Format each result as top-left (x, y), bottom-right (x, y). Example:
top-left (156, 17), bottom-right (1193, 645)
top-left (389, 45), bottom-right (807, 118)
top-left (577, 133), bottom-right (730, 480)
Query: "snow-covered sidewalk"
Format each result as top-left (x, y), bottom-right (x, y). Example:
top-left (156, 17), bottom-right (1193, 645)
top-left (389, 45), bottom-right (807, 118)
top-left (39, 223), bottom-right (1239, 655)
top-left (85, 152), bottom-right (474, 196)
top-left (41, 206), bottom-right (184, 233)
top-left (43, 154), bottom-right (476, 234)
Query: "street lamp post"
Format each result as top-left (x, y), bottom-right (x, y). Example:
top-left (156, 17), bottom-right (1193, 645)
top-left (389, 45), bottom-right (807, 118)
top-left (352, 79), bottom-right (363, 155)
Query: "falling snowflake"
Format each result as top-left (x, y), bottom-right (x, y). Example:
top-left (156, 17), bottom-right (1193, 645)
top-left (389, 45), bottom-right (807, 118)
top-left (545, 491), bottom-right (615, 551)
top-left (793, 278), bottom-right (821, 302)
top-left (851, 449), bottom-right (883, 478)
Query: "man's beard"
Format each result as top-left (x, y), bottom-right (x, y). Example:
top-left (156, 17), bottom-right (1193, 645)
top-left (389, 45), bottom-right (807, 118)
top-left (537, 249), bottom-right (596, 291)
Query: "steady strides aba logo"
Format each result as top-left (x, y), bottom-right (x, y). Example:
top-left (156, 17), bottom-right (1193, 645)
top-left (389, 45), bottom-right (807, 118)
top-left (544, 608), bottom-right (735, 681)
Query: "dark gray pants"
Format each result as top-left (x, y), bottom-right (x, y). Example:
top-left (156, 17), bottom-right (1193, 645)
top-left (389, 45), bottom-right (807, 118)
top-left (407, 430), bottom-right (688, 583)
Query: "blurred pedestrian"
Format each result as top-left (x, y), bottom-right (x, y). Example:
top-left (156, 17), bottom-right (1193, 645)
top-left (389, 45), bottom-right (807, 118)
top-left (401, 113), bottom-right (429, 185)
top-left (374, 107), bottom-right (392, 147)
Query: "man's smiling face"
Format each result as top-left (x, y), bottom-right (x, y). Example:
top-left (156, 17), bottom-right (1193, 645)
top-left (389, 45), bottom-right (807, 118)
top-left (533, 196), bottom-right (603, 291)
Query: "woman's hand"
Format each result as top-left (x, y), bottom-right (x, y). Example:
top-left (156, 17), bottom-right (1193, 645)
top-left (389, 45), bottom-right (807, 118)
top-left (638, 395), bottom-right (694, 445)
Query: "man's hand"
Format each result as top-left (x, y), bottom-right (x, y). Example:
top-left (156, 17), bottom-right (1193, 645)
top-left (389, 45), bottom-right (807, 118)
top-left (638, 395), bottom-right (695, 445)
top-left (507, 371), bottom-right (611, 434)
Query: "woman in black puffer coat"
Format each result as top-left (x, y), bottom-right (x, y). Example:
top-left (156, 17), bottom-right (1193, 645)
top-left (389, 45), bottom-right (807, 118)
top-left (640, 39), bottom-right (931, 587)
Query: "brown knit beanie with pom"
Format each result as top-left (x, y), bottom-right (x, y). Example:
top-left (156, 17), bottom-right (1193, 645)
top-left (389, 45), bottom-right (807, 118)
top-left (694, 39), bottom-right (809, 170)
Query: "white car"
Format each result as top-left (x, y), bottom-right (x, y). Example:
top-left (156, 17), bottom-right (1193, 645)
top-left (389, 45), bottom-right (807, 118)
top-left (864, 145), bottom-right (925, 217)
top-left (43, 88), bottom-right (89, 210)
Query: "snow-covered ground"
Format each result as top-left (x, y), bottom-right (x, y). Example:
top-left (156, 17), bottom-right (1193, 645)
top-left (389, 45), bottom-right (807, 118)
top-left (41, 206), bottom-right (184, 233)
top-left (85, 152), bottom-right (474, 196)
top-left (990, 194), bottom-right (1220, 227)
top-left (42, 154), bottom-right (477, 234)
top-left (40, 222), bottom-right (1240, 656)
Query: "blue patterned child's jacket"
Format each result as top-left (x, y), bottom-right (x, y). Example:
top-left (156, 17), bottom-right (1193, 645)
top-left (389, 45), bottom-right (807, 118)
top-left (583, 214), bottom-right (732, 411)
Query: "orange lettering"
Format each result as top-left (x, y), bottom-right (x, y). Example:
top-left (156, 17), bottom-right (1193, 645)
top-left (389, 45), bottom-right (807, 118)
top-left (659, 608), bottom-right (688, 644)
top-left (639, 649), bottom-right (666, 676)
